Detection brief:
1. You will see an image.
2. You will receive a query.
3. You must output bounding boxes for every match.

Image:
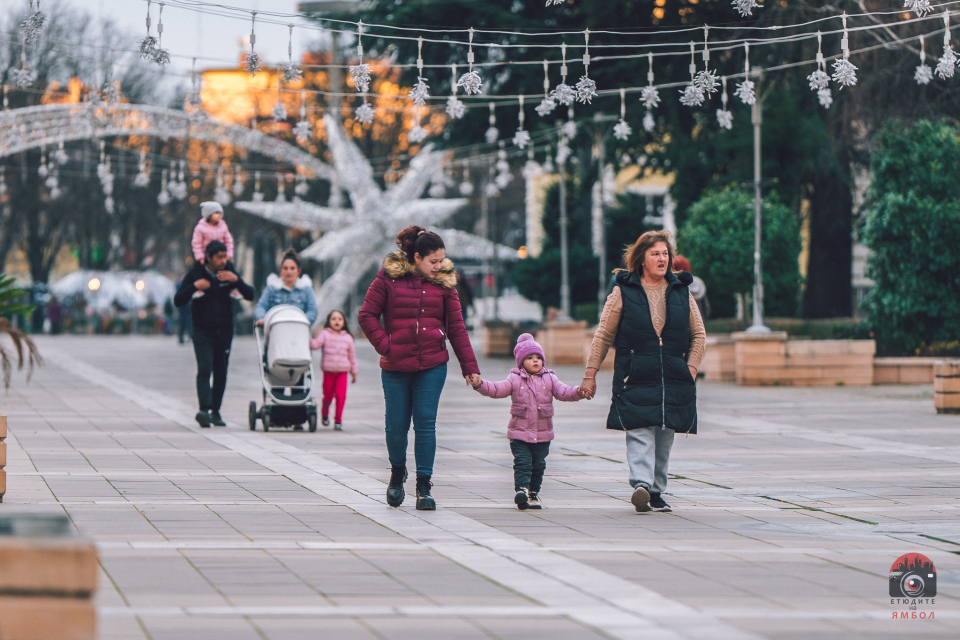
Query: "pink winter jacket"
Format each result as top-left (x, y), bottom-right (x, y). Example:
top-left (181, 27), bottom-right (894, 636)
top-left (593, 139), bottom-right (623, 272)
top-left (191, 217), bottom-right (235, 260)
top-left (309, 328), bottom-right (358, 375)
top-left (476, 368), bottom-right (581, 443)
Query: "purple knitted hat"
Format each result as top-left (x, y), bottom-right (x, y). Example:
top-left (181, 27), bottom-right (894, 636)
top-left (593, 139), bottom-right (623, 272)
top-left (514, 333), bottom-right (545, 369)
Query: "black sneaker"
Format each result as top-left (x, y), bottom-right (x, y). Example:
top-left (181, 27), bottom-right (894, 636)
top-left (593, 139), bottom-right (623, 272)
top-left (650, 493), bottom-right (672, 512)
top-left (386, 465), bottom-right (407, 507)
top-left (195, 411), bottom-right (211, 428)
top-left (631, 486), bottom-right (651, 513)
top-left (514, 487), bottom-right (530, 510)
top-left (322, 416), bottom-right (330, 427)
top-left (415, 475), bottom-right (436, 511)
top-left (527, 492), bottom-right (543, 509)
top-left (334, 422), bottom-right (343, 431)
top-left (210, 411), bottom-right (226, 427)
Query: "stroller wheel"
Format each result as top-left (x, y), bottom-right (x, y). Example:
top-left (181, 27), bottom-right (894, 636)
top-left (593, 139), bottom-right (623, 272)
top-left (248, 402), bottom-right (258, 431)
top-left (262, 410), bottom-right (271, 432)
top-left (307, 412), bottom-right (317, 433)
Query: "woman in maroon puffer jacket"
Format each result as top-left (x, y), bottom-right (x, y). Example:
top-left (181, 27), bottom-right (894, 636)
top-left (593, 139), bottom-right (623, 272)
top-left (359, 226), bottom-right (481, 511)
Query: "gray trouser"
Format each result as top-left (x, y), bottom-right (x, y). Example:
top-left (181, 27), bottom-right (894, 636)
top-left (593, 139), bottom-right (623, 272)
top-left (626, 427), bottom-right (674, 493)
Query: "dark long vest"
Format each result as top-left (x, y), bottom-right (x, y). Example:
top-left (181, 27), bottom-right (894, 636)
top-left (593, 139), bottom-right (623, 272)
top-left (605, 269), bottom-right (698, 434)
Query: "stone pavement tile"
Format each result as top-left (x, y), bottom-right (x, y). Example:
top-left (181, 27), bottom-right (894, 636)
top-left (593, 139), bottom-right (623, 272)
top-left (361, 616), bottom-right (496, 640)
top-left (66, 505), bottom-right (165, 540)
top-left (136, 505), bottom-right (249, 539)
top-left (251, 617), bottom-right (380, 640)
top-left (268, 550), bottom-right (424, 599)
top-left (140, 616), bottom-right (263, 640)
top-left (99, 549), bottom-right (228, 607)
top-left (183, 549), bottom-right (325, 602)
top-left (471, 615), bottom-right (614, 640)
top-left (97, 615), bottom-right (149, 640)
top-left (272, 505), bottom-right (415, 543)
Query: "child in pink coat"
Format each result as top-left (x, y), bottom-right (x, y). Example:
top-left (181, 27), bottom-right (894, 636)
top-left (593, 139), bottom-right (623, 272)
top-left (192, 202), bottom-right (235, 263)
top-left (310, 310), bottom-right (358, 431)
top-left (473, 333), bottom-right (582, 510)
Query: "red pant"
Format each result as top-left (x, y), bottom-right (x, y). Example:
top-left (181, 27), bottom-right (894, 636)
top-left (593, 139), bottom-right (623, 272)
top-left (321, 371), bottom-right (348, 422)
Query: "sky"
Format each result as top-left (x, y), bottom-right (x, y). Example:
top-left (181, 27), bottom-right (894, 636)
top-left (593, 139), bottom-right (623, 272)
top-left (54, 0), bottom-right (327, 92)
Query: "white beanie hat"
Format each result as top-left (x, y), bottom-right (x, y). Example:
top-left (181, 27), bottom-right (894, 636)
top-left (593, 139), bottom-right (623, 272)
top-left (200, 201), bottom-right (224, 219)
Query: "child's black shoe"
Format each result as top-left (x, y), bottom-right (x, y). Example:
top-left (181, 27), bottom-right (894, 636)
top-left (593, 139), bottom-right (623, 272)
top-left (527, 492), bottom-right (542, 509)
top-left (650, 493), bottom-right (672, 512)
top-left (514, 487), bottom-right (530, 510)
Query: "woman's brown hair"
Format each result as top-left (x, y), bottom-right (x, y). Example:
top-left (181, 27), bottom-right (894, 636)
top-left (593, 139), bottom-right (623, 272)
top-left (280, 248), bottom-right (302, 272)
top-left (621, 230), bottom-right (676, 275)
top-left (396, 225), bottom-right (445, 264)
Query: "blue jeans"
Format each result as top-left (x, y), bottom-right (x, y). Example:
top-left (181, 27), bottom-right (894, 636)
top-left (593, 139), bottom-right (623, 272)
top-left (381, 363), bottom-right (447, 478)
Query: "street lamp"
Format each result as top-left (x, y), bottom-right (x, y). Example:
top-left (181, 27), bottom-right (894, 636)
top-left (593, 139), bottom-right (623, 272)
top-left (556, 122), bottom-right (572, 323)
top-left (592, 112), bottom-right (618, 322)
top-left (746, 72), bottom-right (770, 333)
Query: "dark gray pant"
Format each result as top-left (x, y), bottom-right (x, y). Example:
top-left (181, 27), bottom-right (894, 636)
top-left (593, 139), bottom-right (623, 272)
top-left (510, 440), bottom-right (550, 492)
top-left (192, 326), bottom-right (233, 412)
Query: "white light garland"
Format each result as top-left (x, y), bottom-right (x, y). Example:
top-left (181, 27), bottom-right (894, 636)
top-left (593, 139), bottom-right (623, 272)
top-left (640, 53), bottom-right (661, 110)
top-left (485, 102), bottom-right (499, 144)
top-left (831, 14), bottom-right (858, 88)
top-left (936, 10), bottom-right (956, 79)
top-left (614, 88), bottom-right (632, 140)
top-left (19, 0), bottom-right (48, 44)
top-left (243, 12), bottom-right (261, 75)
top-left (550, 43), bottom-right (575, 105)
top-left (717, 76), bottom-right (733, 130)
top-left (643, 111), bottom-right (655, 132)
top-left (355, 101), bottom-right (375, 124)
top-left (734, 42), bottom-right (756, 105)
top-left (575, 30), bottom-right (598, 104)
top-left (281, 25), bottom-right (302, 84)
top-left (513, 95), bottom-right (531, 148)
top-left (680, 42), bottom-right (705, 107)
top-left (293, 90), bottom-right (312, 143)
top-left (536, 61), bottom-right (558, 116)
top-left (916, 34), bottom-right (934, 84)
top-left (446, 64), bottom-right (466, 119)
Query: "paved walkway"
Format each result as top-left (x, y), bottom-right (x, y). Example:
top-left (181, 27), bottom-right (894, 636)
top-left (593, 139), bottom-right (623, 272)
top-left (2, 334), bottom-right (959, 639)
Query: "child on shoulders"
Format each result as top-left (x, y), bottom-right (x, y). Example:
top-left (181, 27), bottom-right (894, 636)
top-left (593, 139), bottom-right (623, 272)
top-left (192, 202), bottom-right (234, 264)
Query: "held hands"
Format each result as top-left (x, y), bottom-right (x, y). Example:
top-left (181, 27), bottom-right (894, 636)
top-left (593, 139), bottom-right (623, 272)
top-left (465, 373), bottom-right (481, 389)
top-left (194, 279), bottom-right (211, 291)
top-left (217, 270), bottom-right (238, 283)
top-left (579, 370), bottom-right (598, 400)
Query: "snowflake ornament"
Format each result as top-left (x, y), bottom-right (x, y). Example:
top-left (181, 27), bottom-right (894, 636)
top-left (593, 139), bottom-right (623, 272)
top-left (157, 190), bottom-right (171, 206)
top-left (244, 52), bottom-right (262, 76)
top-left (535, 97), bottom-right (557, 116)
top-left (410, 77), bottom-right (430, 108)
top-left (38, 164), bottom-right (48, 179)
top-left (575, 76), bottom-right (597, 104)
top-left (513, 129), bottom-right (531, 149)
top-left (445, 96), bottom-right (466, 119)
top-left (831, 59), bottom-right (858, 88)
top-left (546, 0), bottom-right (564, 5)
top-left (134, 172), bottom-right (150, 188)
top-left (281, 62), bottom-right (303, 84)
top-left (716, 109), bottom-right (733, 130)
top-left (643, 111), bottom-right (656, 132)
top-left (44, 174), bottom-right (57, 189)
top-left (915, 64), bottom-right (934, 85)
top-left (561, 120), bottom-right (577, 139)
top-left (54, 148), bottom-right (68, 165)
top-left (355, 102), bottom-right (375, 124)
top-left (817, 88), bottom-right (833, 108)
top-left (807, 70), bottom-right (830, 91)
top-left (694, 70), bottom-right (720, 94)
top-left (484, 182), bottom-right (501, 198)
top-left (19, 7), bottom-right (48, 43)
top-left (292, 120), bottom-right (313, 143)
top-left (613, 119), bottom-right (632, 141)
top-left (103, 82), bottom-right (121, 105)
top-left (457, 70), bottom-right (483, 95)
top-left (184, 90), bottom-right (202, 111)
top-left (139, 36), bottom-right (158, 60)
top-left (936, 46), bottom-right (957, 79)
top-left (214, 187), bottom-right (231, 205)
top-left (904, 0), bottom-right (932, 17)
top-left (732, 0), bottom-right (762, 17)
top-left (734, 79), bottom-right (756, 105)
top-left (271, 101), bottom-right (288, 122)
top-left (459, 181), bottom-right (474, 197)
top-left (13, 68), bottom-right (32, 89)
top-left (680, 84), bottom-right (705, 107)
top-left (550, 83), bottom-right (576, 105)
top-left (640, 86), bottom-right (661, 110)
top-left (408, 125), bottom-right (428, 144)
top-left (485, 127), bottom-right (500, 144)
top-left (350, 63), bottom-right (371, 92)
top-left (153, 48), bottom-right (171, 67)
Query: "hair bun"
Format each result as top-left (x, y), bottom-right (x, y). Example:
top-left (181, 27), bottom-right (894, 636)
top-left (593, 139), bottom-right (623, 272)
top-left (516, 333), bottom-right (534, 344)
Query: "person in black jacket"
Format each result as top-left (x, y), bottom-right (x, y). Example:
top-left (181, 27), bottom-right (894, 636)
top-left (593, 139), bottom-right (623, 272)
top-left (174, 241), bottom-right (254, 428)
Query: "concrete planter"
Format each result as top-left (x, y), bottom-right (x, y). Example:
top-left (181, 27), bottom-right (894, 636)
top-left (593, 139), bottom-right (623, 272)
top-left (731, 332), bottom-right (876, 386)
top-left (934, 360), bottom-right (960, 414)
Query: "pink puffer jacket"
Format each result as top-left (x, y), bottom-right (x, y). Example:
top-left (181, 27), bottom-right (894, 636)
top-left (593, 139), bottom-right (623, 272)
top-left (191, 217), bottom-right (235, 260)
top-left (359, 251), bottom-right (479, 377)
top-left (475, 368), bottom-right (581, 443)
top-left (309, 328), bottom-right (358, 375)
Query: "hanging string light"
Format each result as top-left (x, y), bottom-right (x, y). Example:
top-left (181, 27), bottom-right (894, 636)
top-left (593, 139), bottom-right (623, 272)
top-left (281, 24), bottom-right (303, 84)
top-left (457, 28), bottom-right (483, 95)
top-left (157, 169), bottom-right (170, 206)
top-left (495, 143), bottom-right (512, 189)
top-left (717, 77), bottom-right (733, 130)
top-left (134, 150), bottom-right (150, 187)
top-left (915, 34), bottom-right (934, 84)
top-left (272, 78), bottom-right (287, 122)
top-left (459, 164), bottom-right (474, 197)
top-left (275, 173), bottom-right (287, 203)
top-left (54, 142), bottom-right (68, 165)
top-left (350, 21), bottom-right (371, 92)
top-left (20, 0), bottom-right (48, 44)
top-left (640, 53), bottom-right (660, 109)
top-left (292, 90), bottom-right (312, 142)
top-left (561, 104), bottom-right (577, 139)
top-left (680, 42), bottom-right (705, 107)
top-left (214, 166), bottom-right (231, 204)
top-left (407, 38), bottom-right (430, 144)
top-left (936, 10), bottom-right (956, 79)
top-left (536, 61), bottom-right (557, 116)
top-left (231, 166), bottom-right (245, 197)
top-left (185, 57), bottom-right (203, 113)
top-left (734, 42), bottom-right (756, 105)
top-left (446, 64), bottom-right (466, 119)
top-left (252, 171), bottom-right (263, 202)
top-left (513, 95), bottom-right (531, 148)
top-left (807, 32), bottom-right (832, 108)
top-left (614, 89), bottom-right (632, 141)
top-left (832, 14), bottom-right (858, 88)
top-left (244, 12), bottom-right (261, 75)
top-left (485, 103), bottom-right (499, 144)
top-left (694, 27), bottom-right (720, 95)
top-left (575, 30), bottom-right (597, 104)
top-left (14, 35), bottom-right (32, 88)
top-left (550, 43), bottom-right (576, 105)
top-left (153, 3), bottom-right (171, 66)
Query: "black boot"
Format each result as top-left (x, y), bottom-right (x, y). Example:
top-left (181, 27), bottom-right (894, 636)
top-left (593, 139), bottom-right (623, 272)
top-left (386, 465), bottom-right (407, 507)
top-left (415, 475), bottom-right (436, 511)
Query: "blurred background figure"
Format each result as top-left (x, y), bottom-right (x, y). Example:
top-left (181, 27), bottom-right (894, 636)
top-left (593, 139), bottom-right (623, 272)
top-left (674, 255), bottom-right (710, 321)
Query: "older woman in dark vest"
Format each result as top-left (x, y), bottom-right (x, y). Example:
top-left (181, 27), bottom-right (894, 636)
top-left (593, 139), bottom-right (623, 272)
top-left (580, 230), bottom-right (706, 513)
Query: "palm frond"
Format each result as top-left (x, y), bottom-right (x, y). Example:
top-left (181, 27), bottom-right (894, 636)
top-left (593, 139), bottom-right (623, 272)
top-left (0, 318), bottom-right (43, 390)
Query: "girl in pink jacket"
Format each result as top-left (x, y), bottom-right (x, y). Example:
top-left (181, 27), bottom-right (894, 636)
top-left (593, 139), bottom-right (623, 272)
top-left (192, 202), bottom-right (235, 262)
top-left (473, 333), bottom-right (582, 510)
top-left (309, 310), bottom-right (358, 431)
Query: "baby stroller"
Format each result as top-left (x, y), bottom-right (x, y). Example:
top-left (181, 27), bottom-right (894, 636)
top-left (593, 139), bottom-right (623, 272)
top-left (249, 304), bottom-right (318, 432)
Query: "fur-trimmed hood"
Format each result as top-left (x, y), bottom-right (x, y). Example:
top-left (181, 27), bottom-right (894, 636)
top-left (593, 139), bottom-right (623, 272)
top-left (382, 250), bottom-right (457, 290)
top-left (266, 273), bottom-right (313, 291)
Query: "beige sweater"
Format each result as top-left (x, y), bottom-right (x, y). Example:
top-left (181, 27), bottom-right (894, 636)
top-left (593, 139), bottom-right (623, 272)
top-left (586, 279), bottom-right (706, 371)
